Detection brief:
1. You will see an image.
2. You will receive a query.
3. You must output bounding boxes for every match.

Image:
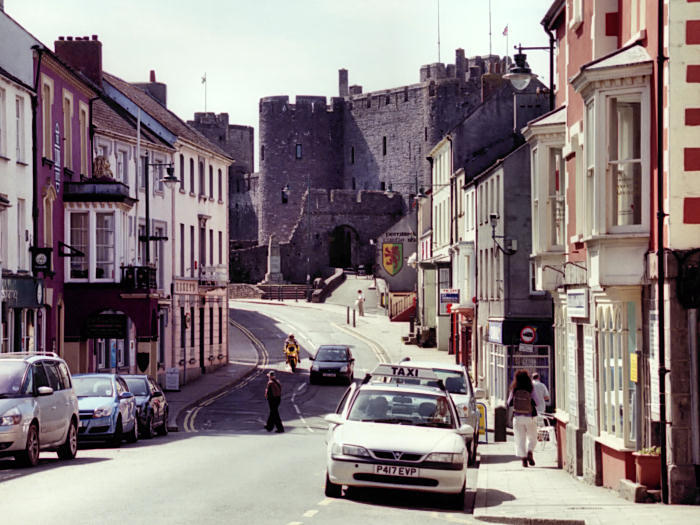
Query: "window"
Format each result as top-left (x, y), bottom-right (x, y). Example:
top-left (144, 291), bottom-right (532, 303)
top-left (209, 165), bottom-right (214, 198)
top-left (217, 169), bottom-right (222, 201)
top-left (190, 306), bottom-right (195, 347)
top-left (585, 101), bottom-right (595, 236)
top-left (138, 155), bottom-right (146, 189)
top-left (608, 97), bottom-right (641, 227)
top-left (116, 150), bottom-right (128, 183)
top-left (181, 307), bottom-right (186, 349)
top-left (351, 146), bottom-right (355, 164)
top-left (17, 199), bottom-right (26, 270)
top-left (189, 158), bottom-right (195, 193)
top-left (69, 212), bottom-right (89, 278)
top-left (209, 307), bottom-right (214, 345)
top-left (62, 93), bottom-right (73, 170)
top-left (180, 223), bottom-right (185, 276)
top-left (41, 77), bottom-right (53, 160)
top-left (0, 87), bottom-right (5, 156)
top-left (218, 307), bottom-right (222, 344)
top-left (199, 160), bottom-right (205, 196)
top-left (260, 145), bottom-right (264, 161)
top-left (295, 144), bottom-right (302, 159)
top-left (190, 226), bottom-right (195, 278)
top-left (179, 154), bottom-right (185, 190)
top-left (153, 159), bottom-right (164, 193)
top-left (218, 231), bottom-right (222, 265)
top-left (15, 96), bottom-right (25, 162)
top-left (209, 229), bottom-right (213, 267)
top-left (79, 103), bottom-right (88, 175)
top-left (548, 148), bottom-right (564, 248)
top-left (382, 136), bottom-right (387, 156)
top-left (96, 213), bottom-right (114, 279)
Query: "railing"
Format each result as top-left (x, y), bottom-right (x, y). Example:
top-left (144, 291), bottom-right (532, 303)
top-left (121, 265), bottom-right (156, 290)
top-left (389, 292), bottom-right (416, 319)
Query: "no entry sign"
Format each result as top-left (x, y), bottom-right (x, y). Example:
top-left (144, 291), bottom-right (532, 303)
top-left (520, 326), bottom-right (537, 344)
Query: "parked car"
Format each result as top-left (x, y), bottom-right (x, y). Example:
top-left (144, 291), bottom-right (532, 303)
top-left (72, 374), bottom-right (138, 446)
top-left (309, 345), bottom-right (355, 385)
top-left (0, 353), bottom-right (79, 467)
top-left (390, 359), bottom-right (485, 465)
top-left (122, 375), bottom-right (169, 438)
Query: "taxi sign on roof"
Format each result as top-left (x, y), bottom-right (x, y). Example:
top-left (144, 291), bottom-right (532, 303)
top-left (372, 363), bottom-right (438, 380)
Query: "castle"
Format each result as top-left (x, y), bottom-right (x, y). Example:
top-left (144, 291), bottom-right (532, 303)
top-left (191, 48), bottom-right (544, 284)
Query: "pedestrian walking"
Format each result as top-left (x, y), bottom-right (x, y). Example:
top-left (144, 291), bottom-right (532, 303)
top-left (356, 289), bottom-right (365, 316)
top-left (507, 369), bottom-right (538, 467)
top-left (531, 372), bottom-right (550, 415)
top-left (264, 371), bottom-right (284, 433)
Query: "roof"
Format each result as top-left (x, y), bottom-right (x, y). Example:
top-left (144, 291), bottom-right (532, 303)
top-left (92, 98), bottom-right (171, 149)
top-left (360, 382), bottom-right (449, 397)
top-left (570, 44), bottom-right (653, 92)
top-left (103, 71), bottom-right (231, 160)
top-left (525, 105), bottom-right (566, 128)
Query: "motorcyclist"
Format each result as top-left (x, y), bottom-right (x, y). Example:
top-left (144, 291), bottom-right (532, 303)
top-left (284, 334), bottom-right (300, 368)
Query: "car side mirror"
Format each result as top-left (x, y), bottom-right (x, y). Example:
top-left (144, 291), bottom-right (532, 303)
top-left (120, 392), bottom-right (134, 400)
top-left (474, 388), bottom-right (486, 400)
top-left (309, 356), bottom-right (315, 361)
top-left (457, 423), bottom-right (474, 436)
top-left (324, 413), bottom-right (345, 426)
top-left (37, 386), bottom-right (54, 396)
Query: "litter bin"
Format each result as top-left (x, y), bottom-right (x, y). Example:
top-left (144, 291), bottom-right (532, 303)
top-left (494, 404), bottom-right (507, 442)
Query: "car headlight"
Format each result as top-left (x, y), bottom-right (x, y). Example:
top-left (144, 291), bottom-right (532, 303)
top-left (331, 443), bottom-right (370, 459)
top-left (339, 365), bottom-right (348, 373)
top-left (0, 407), bottom-right (22, 426)
top-left (93, 406), bottom-right (114, 418)
top-left (426, 452), bottom-right (463, 464)
top-left (311, 363), bottom-right (319, 371)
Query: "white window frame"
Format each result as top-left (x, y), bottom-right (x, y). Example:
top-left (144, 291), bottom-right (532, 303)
top-left (41, 75), bottom-right (54, 160)
top-left (584, 85), bottom-right (650, 238)
top-left (15, 96), bottom-right (25, 163)
top-left (547, 147), bottom-right (565, 250)
top-left (78, 102), bottom-right (89, 175)
top-left (62, 90), bottom-right (73, 170)
top-left (0, 86), bottom-right (6, 158)
top-left (66, 208), bottom-right (119, 282)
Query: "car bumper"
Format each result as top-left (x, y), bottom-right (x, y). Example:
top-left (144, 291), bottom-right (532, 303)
top-left (0, 423), bottom-right (27, 454)
top-left (327, 458), bottom-right (466, 494)
top-left (77, 416), bottom-right (116, 440)
top-left (310, 370), bottom-right (351, 382)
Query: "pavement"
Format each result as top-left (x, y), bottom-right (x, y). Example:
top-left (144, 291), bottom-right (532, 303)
top-left (162, 281), bottom-right (698, 524)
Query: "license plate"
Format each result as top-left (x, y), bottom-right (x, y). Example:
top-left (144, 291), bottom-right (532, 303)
top-left (323, 373), bottom-right (336, 377)
top-left (374, 465), bottom-right (419, 477)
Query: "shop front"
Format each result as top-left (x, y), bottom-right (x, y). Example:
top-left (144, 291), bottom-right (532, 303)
top-left (0, 276), bottom-right (45, 353)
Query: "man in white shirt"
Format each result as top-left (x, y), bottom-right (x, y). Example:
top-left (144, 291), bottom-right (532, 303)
top-left (531, 372), bottom-right (550, 414)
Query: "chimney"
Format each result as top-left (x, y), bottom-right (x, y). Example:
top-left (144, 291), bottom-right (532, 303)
top-left (0, 1), bottom-right (5, 12)
top-left (338, 69), bottom-right (349, 97)
top-left (133, 70), bottom-right (167, 107)
top-left (54, 35), bottom-right (103, 87)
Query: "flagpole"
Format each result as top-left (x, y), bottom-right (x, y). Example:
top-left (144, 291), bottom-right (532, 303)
top-left (488, 0), bottom-right (492, 56)
top-left (202, 73), bottom-right (207, 112)
top-left (437, 0), bottom-right (441, 63)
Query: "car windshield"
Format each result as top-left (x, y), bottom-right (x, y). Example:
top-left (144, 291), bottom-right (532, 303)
top-left (347, 390), bottom-right (454, 428)
top-left (0, 361), bottom-right (28, 396)
top-left (73, 376), bottom-right (114, 397)
top-left (433, 370), bottom-right (467, 395)
top-left (316, 347), bottom-right (348, 361)
top-left (124, 378), bottom-right (148, 396)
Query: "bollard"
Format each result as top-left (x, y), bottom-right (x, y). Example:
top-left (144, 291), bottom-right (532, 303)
top-left (353, 309), bottom-right (356, 327)
top-left (494, 404), bottom-right (507, 442)
top-left (347, 306), bottom-right (350, 325)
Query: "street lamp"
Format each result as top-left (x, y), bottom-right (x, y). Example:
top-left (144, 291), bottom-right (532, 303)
top-left (489, 213), bottom-right (517, 255)
top-left (504, 42), bottom-right (555, 111)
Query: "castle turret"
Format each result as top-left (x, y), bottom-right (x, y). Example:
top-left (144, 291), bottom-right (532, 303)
top-left (339, 69), bottom-right (349, 97)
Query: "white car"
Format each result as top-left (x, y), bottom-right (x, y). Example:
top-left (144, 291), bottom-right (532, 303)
top-left (323, 364), bottom-right (473, 509)
top-left (397, 360), bottom-right (485, 465)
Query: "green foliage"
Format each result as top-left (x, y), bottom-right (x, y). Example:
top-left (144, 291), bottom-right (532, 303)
top-left (636, 446), bottom-right (661, 455)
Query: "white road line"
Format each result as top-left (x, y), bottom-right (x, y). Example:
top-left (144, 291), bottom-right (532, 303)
top-left (331, 322), bottom-right (388, 363)
top-left (296, 383), bottom-right (304, 392)
top-left (290, 383), bottom-right (313, 433)
top-left (286, 522), bottom-right (303, 525)
top-left (302, 510), bottom-right (318, 518)
top-left (317, 499), bottom-right (333, 506)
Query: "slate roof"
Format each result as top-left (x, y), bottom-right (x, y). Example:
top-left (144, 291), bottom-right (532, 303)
top-left (92, 98), bottom-right (170, 148)
top-left (103, 71), bottom-right (231, 160)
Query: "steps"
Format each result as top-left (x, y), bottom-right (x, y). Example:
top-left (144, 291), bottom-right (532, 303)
top-left (257, 284), bottom-right (309, 300)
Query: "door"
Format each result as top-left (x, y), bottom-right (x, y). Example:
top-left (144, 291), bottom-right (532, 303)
top-left (199, 307), bottom-right (205, 373)
top-left (32, 363), bottom-right (60, 444)
top-left (44, 361), bottom-right (72, 445)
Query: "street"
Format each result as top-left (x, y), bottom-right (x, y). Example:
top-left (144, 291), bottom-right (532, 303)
top-left (0, 301), bottom-right (477, 525)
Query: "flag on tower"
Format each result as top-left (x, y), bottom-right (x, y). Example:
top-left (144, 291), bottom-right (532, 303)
top-left (201, 73), bottom-right (207, 84)
top-left (503, 25), bottom-right (508, 36)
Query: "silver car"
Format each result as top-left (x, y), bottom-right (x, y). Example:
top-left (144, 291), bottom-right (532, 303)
top-left (0, 353), bottom-right (79, 467)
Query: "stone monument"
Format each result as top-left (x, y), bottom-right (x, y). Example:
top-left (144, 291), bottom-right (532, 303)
top-left (261, 235), bottom-right (284, 284)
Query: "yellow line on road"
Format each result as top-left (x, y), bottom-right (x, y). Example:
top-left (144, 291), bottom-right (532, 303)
top-left (331, 322), bottom-right (389, 363)
top-left (302, 510), bottom-right (318, 518)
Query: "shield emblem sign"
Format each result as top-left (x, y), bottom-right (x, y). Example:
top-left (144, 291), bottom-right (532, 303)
top-left (382, 243), bottom-right (403, 276)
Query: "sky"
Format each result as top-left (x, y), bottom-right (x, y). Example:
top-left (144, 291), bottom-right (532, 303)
top-left (6, 0), bottom-right (554, 169)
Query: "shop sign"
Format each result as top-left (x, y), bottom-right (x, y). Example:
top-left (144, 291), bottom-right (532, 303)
top-left (567, 330), bottom-right (578, 419)
top-left (488, 320), bottom-right (502, 344)
top-left (518, 343), bottom-right (534, 353)
top-left (439, 288), bottom-right (459, 315)
top-left (382, 243), bottom-right (403, 276)
top-left (567, 288), bottom-right (588, 318)
top-left (85, 314), bottom-right (127, 339)
top-left (0, 277), bottom-right (43, 308)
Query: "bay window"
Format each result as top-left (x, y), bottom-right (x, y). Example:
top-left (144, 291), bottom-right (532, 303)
top-left (548, 148), bottom-right (564, 248)
top-left (95, 213), bottom-right (115, 279)
top-left (607, 97), bottom-right (641, 227)
top-left (69, 212), bottom-right (89, 279)
top-left (67, 209), bottom-right (117, 281)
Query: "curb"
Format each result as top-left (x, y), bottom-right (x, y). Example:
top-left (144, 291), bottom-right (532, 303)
top-left (475, 518), bottom-right (586, 525)
top-left (169, 318), bottom-right (263, 432)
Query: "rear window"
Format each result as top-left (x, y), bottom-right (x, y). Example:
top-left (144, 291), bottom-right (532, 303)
top-left (73, 376), bottom-right (113, 397)
top-left (0, 361), bottom-right (28, 396)
top-left (316, 347), bottom-right (348, 361)
top-left (125, 378), bottom-right (149, 396)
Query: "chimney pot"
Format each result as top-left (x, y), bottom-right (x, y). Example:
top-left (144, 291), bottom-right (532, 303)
top-left (58, 36), bottom-right (65, 40)
top-left (67, 36), bottom-right (73, 41)
top-left (92, 35), bottom-right (98, 40)
top-left (150, 70), bottom-right (156, 82)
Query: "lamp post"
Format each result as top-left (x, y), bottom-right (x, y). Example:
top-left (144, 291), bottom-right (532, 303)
top-left (504, 41), bottom-right (555, 111)
top-left (489, 212), bottom-right (517, 256)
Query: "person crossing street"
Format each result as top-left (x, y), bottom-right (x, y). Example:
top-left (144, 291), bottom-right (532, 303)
top-left (264, 371), bottom-right (284, 433)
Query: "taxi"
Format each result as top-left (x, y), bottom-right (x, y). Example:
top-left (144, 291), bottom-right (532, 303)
top-left (323, 364), bottom-right (473, 509)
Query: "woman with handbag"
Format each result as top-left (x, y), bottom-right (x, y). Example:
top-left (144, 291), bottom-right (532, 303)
top-left (507, 369), bottom-right (538, 467)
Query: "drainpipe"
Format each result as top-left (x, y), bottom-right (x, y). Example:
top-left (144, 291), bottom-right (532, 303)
top-left (31, 47), bottom-right (43, 271)
top-left (656, 0), bottom-right (669, 505)
top-left (545, 27), bottom-right (555, 111)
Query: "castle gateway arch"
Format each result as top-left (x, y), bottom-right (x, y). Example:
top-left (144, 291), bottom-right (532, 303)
top-left (328, 225), bottom-right (359, 270)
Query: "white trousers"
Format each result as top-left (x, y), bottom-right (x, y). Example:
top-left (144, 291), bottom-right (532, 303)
top-left (513, 415), bottom-right (538, 458)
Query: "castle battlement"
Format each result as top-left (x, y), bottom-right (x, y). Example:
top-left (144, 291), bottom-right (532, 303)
top-left (259, 95), bottom-right (344, 115)
top-left (303, 189), bottom-right (403, 214)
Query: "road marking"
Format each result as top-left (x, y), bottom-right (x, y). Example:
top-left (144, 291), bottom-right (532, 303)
top-left (331, 322), bottom-right (389, 363)
top-left (317, 499), bottom-right (333, 506)
top-left (302, 510), bottom-right (318, 518)
top-left (290, 382), bottom-right (313, 433)
top-left (296, 384), bottom-right (304, 392)
top-left (184, 318), bottom-right (270, 433)
top-left (286, 522), bottom-right (303, 525)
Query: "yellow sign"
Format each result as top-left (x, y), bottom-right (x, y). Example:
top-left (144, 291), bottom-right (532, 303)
top-left (477, 402), bottom-right (487, 436)
top-left (630, 353), bottom-right (638, 383)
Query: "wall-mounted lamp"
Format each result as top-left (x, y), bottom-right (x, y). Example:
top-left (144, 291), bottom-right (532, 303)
top-left (489, 213), bottom-right (517, 255)
top-left (504, 42), bottom-right (555, 111)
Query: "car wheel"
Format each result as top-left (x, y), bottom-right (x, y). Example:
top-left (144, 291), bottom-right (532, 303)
top-left (143, 414), bottom-right (154, 439)
top-left (57, 420), bottom-right (78, 460)
top-left (16, 423), bottom-right (40, 467)
top-left (446, 482), bottom-right (465, 510)
top-left (126, 418), bottom-right (138, 443)
top-left (157, 409), bottom-right (169, 436)
top-left (324, 473), bottom-right (342, 498)
top-left (110, 418), bottom-right (123, 448)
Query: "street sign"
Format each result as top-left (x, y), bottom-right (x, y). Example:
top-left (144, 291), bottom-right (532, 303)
top-left (165, 368), bottom-right (180, 391)
top-left (520, 325), bottom-right (537, 344)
